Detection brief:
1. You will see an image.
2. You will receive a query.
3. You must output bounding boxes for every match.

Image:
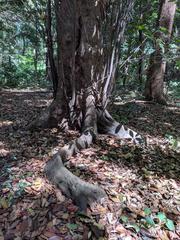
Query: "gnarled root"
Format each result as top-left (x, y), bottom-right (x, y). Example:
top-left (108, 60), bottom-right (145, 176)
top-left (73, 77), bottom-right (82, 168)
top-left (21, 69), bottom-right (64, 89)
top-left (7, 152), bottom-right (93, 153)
top-left (45, 100), bottom-right (106, 212)
top-left (44, 102), bottom-right (144, 212)
top-left (97, 108), bottom-right (144, 144)
top-left (45, 153), bottom-right (106, 212)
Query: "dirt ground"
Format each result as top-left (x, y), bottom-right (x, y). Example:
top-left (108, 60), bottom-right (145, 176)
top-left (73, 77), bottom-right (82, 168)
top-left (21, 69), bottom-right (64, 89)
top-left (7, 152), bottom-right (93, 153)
top-left (0, 89), bottom-right (180, 240)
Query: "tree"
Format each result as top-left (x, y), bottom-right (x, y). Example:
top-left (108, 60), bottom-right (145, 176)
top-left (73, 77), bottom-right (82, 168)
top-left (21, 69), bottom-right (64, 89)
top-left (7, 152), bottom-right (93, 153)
top-left (144, 0), bottom-right (176, 104)
top-left (0, 0), bottom-right (47, 87)
top-left (45, 0), bottom-right (58, 97)
top-left (137, 0), bottom-right (145, 89)
top-left (30, 0), bottom-right (144, 211)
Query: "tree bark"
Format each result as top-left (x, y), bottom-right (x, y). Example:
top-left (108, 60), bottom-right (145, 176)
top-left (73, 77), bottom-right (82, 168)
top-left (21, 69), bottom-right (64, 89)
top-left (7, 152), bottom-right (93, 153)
top-left (144, 0), bottom-right (176, 104)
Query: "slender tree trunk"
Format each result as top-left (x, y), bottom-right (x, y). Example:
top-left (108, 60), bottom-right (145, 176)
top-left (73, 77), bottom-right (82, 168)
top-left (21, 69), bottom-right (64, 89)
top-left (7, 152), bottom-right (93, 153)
top-left (123, 40), bottom-right (131, 87)
top-left (144, 0), bottom-right (176, 104)
top-left (138, 0), bottom-right (144, 89)
top-left (34, 0), bottom-right (39, 83)
top-left (45, 0), bottom-right (58, 98)
top-left (138, 30), bottom-right (143, 88)
top-left (22, 35), bottom-right (26, 56)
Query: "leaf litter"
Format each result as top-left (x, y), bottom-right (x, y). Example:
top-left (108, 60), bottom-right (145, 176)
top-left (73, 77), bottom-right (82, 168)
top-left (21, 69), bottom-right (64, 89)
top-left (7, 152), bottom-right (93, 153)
top-left (0, 90), bottom-right (180, 240)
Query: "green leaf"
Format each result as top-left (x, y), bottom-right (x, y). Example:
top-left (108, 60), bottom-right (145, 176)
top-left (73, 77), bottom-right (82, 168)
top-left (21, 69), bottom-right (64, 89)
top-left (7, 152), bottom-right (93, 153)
top-left (156, 212), bottom-right (167, 223)
top-left (166, 219), bottom-right (175, 231)
top-left (145, 216), bottom-right (155, 226)
top-left (66, 223), bottom-right (78, 231)
top-left (137, 25), bottom-right (146, 31)
top-left (0, 198), bottom-right (9, 209)
top-left (120, 215), bottom-right (128, 223)
top-left (144, 208), bottom-right (151, 216)
top-left (159, 27), bottom-right (168, 34)
top-left (100, 155), bottom-right (109, 161)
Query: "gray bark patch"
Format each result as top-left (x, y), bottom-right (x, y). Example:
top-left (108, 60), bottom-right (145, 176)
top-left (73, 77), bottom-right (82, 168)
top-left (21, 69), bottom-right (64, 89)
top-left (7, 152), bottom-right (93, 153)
top-left (45, 154), bottom-right (106, 212)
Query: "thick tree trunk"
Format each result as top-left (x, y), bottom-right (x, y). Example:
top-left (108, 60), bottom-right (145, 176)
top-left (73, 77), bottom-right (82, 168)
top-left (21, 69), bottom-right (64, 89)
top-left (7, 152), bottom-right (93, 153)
top-left (31, 0), bottom-right (135, 128)
top-left (29, 0), bottom-right (144, 211)
top-left (144, 0), bottom-right (176, 104)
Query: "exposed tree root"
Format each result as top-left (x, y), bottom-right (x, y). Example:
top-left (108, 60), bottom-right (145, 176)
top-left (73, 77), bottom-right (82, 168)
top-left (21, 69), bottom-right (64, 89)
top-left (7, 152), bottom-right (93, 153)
top-left (97, 108), bottom-right (144, 144)
top-left (45, 127), bottom-right (106, 212)
top-left (33, 99), bottom-right (144, 212)
top-left (45, 99), bottom-right (106, 212)
top-left (44, 108), bottom-right (144, 212)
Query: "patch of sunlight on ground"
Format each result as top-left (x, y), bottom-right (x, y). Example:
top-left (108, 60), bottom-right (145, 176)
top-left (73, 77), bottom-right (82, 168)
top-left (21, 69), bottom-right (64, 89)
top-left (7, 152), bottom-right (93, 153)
top-left (0, 120), bottom-right (13, 127)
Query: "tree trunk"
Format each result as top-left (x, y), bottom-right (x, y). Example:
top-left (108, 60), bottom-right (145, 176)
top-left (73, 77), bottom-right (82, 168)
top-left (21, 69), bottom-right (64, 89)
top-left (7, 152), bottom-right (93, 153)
top-left (30, 0), bottom-right (144, 211)
top-left (144, 0), bottom-right (176, 104)
top-left (138, 1), bottom-right (144, 89)
top-left (45, 0), bottom-right (58, 98)
top-left (34, 0), bottom-right (39, 83)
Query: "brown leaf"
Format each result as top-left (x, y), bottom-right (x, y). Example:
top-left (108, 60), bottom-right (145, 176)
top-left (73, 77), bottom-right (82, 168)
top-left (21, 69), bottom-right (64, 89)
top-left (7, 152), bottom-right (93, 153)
top-left (115, 225), bottom-right (127, 234)
top-left (0, 198), bottom-right (9, 209)
top-left (17, 219), bottom-right (29, 234)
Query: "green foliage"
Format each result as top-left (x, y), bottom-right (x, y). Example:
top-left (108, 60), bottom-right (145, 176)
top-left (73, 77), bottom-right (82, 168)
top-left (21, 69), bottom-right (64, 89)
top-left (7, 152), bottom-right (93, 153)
top-left (0, 0), bottom-right (178, 96)
top-left (0, 52), bottom-right (46, 88)
top-left (120, 209), bottom-right (176, 233)
top-left (144, 208), bottom-right (151, 216)
top-left (0, 0), bottom-right (49, 88)
top-left (120, 215), bottom-right (129, 223)
top-left (66, 223), bottom-right (78, 231)
top-left (166, 219), bottom-right (175, 231)
top-left (117, 0), bottom-right (179, 99)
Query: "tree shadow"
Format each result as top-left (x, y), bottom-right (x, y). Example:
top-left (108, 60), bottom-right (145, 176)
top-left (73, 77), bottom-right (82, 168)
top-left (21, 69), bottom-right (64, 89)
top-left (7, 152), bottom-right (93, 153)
top-left (0, 90), bottom-right (61, 182)
top-left (0, 90), bottom-right (83, 239)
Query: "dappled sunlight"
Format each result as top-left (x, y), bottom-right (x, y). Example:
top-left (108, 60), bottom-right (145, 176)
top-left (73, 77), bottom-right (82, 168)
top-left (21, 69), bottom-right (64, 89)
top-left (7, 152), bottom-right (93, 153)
top-left (112, 100), bottom-right (180, 140)
top-left (68, 136), bottom-right (179, 238)
top-left (0, 120), bottom-right (14, 127)
top-left (23, 99), bottom-right (51, 108)
top-left (0, 89), bottom-right (180, 237)
top-left (0, 90), bottom-right (53, 128)
top-left (0, 90), bottom-right (179, 239)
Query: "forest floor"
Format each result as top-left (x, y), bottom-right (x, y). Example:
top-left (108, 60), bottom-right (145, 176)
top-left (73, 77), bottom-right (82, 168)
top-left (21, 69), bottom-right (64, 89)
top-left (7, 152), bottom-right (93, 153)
top-left (0, 89), bottom-right (180, 240)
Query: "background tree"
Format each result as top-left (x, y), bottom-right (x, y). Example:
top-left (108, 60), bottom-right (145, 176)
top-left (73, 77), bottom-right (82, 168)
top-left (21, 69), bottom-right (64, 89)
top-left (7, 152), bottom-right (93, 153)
top-left (0, 0), bottom-right (47, 88)
top-left (45, 0), bottom-right (58, 97)
top-left (144, 0), bottom-right (176, 104)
